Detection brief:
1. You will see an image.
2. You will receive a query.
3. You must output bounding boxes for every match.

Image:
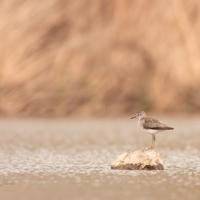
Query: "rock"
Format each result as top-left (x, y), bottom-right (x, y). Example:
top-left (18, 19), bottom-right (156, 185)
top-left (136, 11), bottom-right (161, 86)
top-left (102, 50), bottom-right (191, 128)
top-left (111, 149), bottom-right (164, 170)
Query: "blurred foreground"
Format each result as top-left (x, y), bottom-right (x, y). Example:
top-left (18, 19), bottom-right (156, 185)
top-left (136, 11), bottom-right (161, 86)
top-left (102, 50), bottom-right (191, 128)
top-left (0, 118), bottom-right (199, 199)
top-left (1, 0), bottom-right (200, 116)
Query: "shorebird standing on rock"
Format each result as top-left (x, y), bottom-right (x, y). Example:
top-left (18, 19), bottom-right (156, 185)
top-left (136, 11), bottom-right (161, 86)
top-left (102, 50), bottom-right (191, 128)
top-left (131, 111), bottom-right (174, 149)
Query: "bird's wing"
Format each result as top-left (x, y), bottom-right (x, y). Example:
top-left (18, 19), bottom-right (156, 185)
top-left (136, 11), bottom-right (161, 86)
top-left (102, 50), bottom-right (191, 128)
top-left (142, 117), bottom-right (172, 130)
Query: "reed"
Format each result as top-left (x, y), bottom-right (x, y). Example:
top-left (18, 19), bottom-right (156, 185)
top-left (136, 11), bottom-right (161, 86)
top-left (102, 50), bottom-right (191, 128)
top-left (0, 0), bottom-right (199, 116)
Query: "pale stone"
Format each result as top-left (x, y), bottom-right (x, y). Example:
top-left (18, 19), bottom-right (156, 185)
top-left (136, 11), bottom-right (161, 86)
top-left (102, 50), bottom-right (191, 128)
top-left (111, 149), bottom-right (164, 170)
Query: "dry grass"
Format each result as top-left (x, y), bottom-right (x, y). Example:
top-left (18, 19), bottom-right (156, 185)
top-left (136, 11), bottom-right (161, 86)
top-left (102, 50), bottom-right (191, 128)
top-left (0, 0), bottom-right (200, 117)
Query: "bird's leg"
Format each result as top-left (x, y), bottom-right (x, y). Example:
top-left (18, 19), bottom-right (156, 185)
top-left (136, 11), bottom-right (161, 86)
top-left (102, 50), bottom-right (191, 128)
top-left (147, 134), bottom-right (156, 150)
top-left (152, 134), bottom-right (156, 148)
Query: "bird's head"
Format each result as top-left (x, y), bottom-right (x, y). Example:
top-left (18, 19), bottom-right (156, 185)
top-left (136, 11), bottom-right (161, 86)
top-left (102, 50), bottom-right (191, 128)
top-left (130, 111), bottom-right (146, 119)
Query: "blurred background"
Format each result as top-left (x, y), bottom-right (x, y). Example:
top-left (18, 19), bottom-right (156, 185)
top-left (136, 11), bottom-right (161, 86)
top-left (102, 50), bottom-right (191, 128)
top-left (1, 0), bottom-right (200, 117)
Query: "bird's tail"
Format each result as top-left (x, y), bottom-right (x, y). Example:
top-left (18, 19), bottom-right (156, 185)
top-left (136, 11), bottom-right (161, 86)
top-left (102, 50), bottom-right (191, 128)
top-left (166, 127), bottom-right (174, 130)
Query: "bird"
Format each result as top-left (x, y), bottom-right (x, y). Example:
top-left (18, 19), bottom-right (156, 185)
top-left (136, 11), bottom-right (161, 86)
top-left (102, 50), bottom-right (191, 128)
top-left (130, 111), bottom-right (174, 149)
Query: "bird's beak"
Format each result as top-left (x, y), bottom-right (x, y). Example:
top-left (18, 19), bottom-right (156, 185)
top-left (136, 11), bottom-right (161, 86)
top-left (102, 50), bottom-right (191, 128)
top-left (130, 115), bottom-right (137, 119)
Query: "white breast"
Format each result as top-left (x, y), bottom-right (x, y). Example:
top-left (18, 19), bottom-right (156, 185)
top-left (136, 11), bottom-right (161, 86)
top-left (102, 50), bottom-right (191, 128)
top-left (146, 129), bottom-right (163, 134)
